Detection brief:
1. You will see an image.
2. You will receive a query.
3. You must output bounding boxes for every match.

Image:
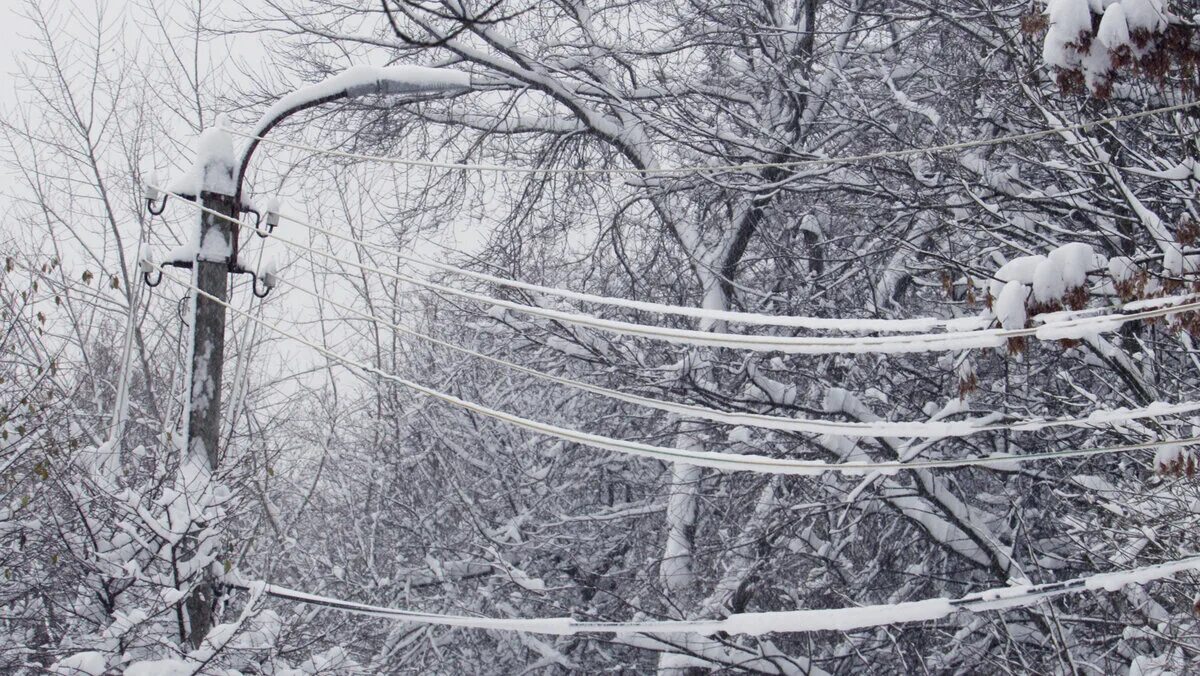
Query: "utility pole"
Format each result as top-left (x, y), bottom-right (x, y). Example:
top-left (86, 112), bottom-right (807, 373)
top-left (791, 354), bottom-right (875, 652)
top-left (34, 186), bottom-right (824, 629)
top-left (184, 191), bottom-right (237, 475)
top-left (180, 189), bottom-right (237, 648)
top-left (143, 66), bottom-right (471, 650)
top-left (145, 127), bottom-right (269, 648)
top-left (144, 128), bottom-right (252, 647)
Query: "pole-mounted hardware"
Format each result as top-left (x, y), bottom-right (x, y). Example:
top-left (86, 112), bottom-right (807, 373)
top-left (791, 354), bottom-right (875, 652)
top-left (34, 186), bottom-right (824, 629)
top-left (140, 188), bottom-right (282, 298)
top-left (145, 181), bottom-right (169, 216)
top-left (142, 258), bottom-right (276, 298)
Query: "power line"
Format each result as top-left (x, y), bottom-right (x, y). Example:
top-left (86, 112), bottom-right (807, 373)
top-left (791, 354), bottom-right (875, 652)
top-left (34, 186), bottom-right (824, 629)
top-left (224, 554), bottom-right (1200, 635)
top-left (153, 191), bottom-right (1200, 356)
top-left (273, 206), bottom-right (1193, 334)
top-left (278, 207), bottom-right (969, 332)
top-left (156, 263), bottom-right (1196, 475)
top-left (271, 273), bottom-right (1200, 439)
top-left (221, 98), bottom-right (1200, 176)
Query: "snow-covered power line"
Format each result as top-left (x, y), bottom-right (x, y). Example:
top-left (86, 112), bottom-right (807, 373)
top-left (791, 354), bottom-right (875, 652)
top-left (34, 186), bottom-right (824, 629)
top-left (154, 191), bottom-right (1200, 356)
top-left (221, 98), bottom-right (1200, 176)
top-left (225, 554), bottom-right (1200, 635)
top-left (272, 273), bottom-right (1200, 439)
top-left (156, 264), bottom-right (1197, 474)
top-left (274, 208), bottom-right (973, 333)
top-left (275, 208), bottom-right (1191, 334)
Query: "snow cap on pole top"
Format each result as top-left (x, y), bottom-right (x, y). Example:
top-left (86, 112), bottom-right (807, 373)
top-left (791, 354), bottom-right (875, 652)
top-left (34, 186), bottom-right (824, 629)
top-left (167, 116), bottom-right (238, 196)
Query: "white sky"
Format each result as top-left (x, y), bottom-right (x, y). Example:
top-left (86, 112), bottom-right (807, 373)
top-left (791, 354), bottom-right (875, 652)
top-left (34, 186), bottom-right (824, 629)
top-left (0, 2), bottom-right (30, 97)
top-left (0, 2), bottom-right (35, 218)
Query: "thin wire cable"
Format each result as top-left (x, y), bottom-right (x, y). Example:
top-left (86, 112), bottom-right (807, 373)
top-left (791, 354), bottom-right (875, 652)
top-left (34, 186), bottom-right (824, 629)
top-left (151, 190), bottom-right (1200, 356)
top-left (224, 554), bottom-right (1200, 635)
top-left (156, 263), bottom-right (1197, 474)
top-left (271, 273), bottom-right (1200, 439)
top-left (221, 98), bottom-right (1200, 176)
top-left (274, 206), bottom-right (1194, 334)
top-left (275, 208), bottom-right (970, 332)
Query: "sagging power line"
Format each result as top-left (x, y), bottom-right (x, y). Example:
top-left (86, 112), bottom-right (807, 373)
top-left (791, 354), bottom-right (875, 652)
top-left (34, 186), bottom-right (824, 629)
top-left (222, 553), bottom-right (1200, 635)
top-left (155, 263), bottom-right (1196, 476)
top-left (268, 271), bottom-right (1200, 439)
top-left (267, 206), bottom-right (1200, 335)
top-left (151, 189), bottom-right (1200, 356)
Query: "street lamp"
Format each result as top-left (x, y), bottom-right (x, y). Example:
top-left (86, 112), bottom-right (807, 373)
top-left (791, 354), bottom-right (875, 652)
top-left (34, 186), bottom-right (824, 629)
top-left (143, 64), bottom-right (472, 649)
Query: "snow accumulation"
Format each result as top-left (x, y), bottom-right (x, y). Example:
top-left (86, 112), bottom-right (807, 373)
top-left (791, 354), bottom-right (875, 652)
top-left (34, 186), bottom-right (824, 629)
top-left (122, 659), bottom-right (195, 676)
top-left (158, 124), bottom-right (239, 264)
top-left (166, 123), bottom-right (237, 197)
top-left (250, 65), bottom-right (472, 139)
top-left (1043, 0), bottom-right (1092, 69)
top-left (989, 255), bottom-right (1044, 299)
top-left (1121, 0), bottom-right (1168, 32)
top-left (992, 243), bottom-right (1102, 306)
top-left (49, 651), bottom-right (107, 676)
top-left (1108, 255), bottom-right (1137, 283)
top-left (1153, 443), bottom-right (1191, 473)
top-left (1043, 0), bottom-right (1171, 85)
top-left (223, 554), bottom-right (1200, 637)
top-left (1034, 312), bottom-right (1125, 340)
top-left (978, 241), bottom-right (1196, 340)
top-left (1163, 243), bottom-right (1186, 276)
top-left (994, 280), bottom-right (1029, 329)
top-left (137, 244), bottom-right (162, 275)
top-left (1032, 258), bottom-right (1067, 303)
top-left (1097, 3), bottom-right (1131, 47)
top-left (1048, 242), bottom-right (1099, 291)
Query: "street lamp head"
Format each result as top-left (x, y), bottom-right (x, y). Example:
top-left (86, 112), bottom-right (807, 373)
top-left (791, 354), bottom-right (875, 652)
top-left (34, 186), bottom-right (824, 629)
top-left (340, 64), bottom-right (472, 99)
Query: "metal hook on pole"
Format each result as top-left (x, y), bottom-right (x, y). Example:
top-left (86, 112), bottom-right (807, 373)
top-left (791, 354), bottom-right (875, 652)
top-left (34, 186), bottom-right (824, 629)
top-left (250, 271), bottom-right (272, 298)
top-left (249, 200), bottom-right (281, 239)
top-left (228, 262), bottom-right (277, 299)
top-left (145, 181), bottom-right (169, 216)
top-left (147, 195), bottom-right (169, 216)
top-left (243, 207), bottom-right (266, 238)
top-left (177, 294), bottom-right (190, 325)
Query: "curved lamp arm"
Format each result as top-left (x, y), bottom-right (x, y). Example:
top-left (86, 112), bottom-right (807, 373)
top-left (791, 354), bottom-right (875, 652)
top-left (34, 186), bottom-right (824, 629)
top-left (233, 65), bottom-right (473, 208)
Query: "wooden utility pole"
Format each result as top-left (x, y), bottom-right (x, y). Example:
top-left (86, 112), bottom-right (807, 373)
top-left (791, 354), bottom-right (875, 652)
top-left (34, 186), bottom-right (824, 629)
top-left (181, 188), bottom-right (238, 648)
top-left (183, 190), bottom-right (237, 473)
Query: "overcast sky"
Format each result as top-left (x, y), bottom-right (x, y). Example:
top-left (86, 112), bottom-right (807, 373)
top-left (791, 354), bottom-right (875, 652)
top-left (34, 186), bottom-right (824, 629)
top-left (0, 2), bottom-right (29, 96)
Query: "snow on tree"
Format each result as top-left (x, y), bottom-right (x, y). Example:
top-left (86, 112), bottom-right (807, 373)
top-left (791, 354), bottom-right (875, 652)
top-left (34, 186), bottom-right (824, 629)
top-left (4, 0), bottom-right (1200, 673)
